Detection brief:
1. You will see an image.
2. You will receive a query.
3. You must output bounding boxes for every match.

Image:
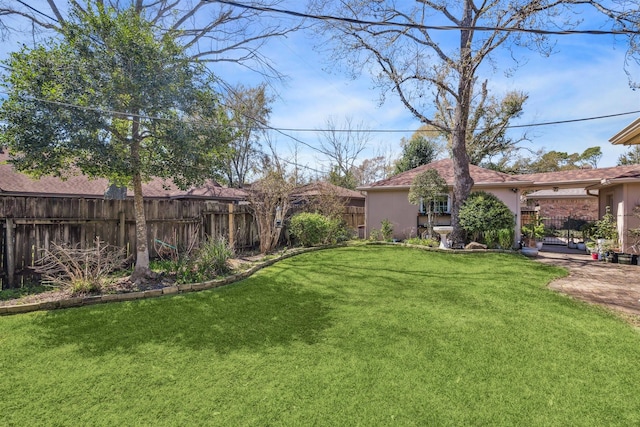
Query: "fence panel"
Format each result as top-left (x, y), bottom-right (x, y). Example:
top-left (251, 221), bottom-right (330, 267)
top-left (0, 197), bottom-right (259, 289)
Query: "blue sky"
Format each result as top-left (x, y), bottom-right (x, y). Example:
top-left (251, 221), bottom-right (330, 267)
top-left (209, 3), bottom-right (640, 172)
top-left (3, 1), bottom-right (640, 173)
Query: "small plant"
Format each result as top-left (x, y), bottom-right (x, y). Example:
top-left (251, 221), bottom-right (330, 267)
top-left (592, 206), bottom-right (618, 241)
top-left (34, 238), bottom-right (127, 296)
top-left (368, 228), bottom-right (382, 241)
top-left (380, 218), bottom-right (394, 241)
top-left (497, 228), bottom-right (515, 250)
top-left (176, 237), bottom-right (234, 284)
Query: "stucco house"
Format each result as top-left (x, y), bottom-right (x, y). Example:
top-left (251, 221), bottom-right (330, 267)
top-left (357, 158), bottom-right (532, 242)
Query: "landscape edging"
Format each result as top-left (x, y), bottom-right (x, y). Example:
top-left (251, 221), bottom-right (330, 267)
top-left (0, 245), bottom-right (337, 316)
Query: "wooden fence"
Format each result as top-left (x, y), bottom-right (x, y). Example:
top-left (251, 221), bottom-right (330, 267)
top-left (1, 196), bottom-right (365, 289)
top-left (0, 196), bottom-right (258, 289)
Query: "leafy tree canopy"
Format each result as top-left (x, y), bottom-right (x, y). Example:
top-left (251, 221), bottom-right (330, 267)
top-left (618, 145), bottom-right (640, 165)
top-left (394, 126), bottom-right (443, 174)
top-left (408, 169), bottom-right (448, 208)
top-left (0, 2), bottom-right (233, 278)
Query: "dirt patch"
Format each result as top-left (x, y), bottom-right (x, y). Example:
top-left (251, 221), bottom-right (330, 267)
top-left (535, 248), bottom-right (640, 321)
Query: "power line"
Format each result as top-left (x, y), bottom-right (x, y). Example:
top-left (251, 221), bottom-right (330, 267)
top-left (3, 90), bottom-right (639, 135)
top-left (209, 0), bottom-right (640, 37)
top-left (14, 0), bottom-right (59, 24)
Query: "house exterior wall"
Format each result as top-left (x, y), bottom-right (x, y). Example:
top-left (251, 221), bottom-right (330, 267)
top-left (365, 186), bottom-right (522, 243)
top-left (533, 197), bottom-right (598, 219)
top-left (601, 182), bottom-right (640, 252)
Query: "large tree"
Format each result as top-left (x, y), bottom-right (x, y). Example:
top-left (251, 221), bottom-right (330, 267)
top-left (0, 3), bottom-right (232, 280)
top-left (435, 84), bottom-right (529, 166)
top-left (0, 0), bottom-right (298, 79)
top-left (309, 0), bottom-right (640, 244)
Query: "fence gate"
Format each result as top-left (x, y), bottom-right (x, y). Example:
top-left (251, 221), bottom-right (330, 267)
top-left (540, 216), bottom-right (595, 246)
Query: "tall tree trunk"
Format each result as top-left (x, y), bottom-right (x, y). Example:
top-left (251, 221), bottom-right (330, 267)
top-left (450, 1), bottom-right (475, 246)
top-left (130, 128), bottom-right (150, 281)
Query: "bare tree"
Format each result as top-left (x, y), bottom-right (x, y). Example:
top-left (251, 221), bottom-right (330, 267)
top-left (222, 83), bottom-right (273, 187)
top-left (309, 0), bottom-right (640, 244)
top-left (0, 0), bottom-right (301, 79)
top-left (317, 116), bottom-right (370, 188)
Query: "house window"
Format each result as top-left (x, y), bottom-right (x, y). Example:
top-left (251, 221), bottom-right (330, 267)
top-left (431, 195), bottom-right (451, 214)
top-left (419, 195), bottom-right (451, 214)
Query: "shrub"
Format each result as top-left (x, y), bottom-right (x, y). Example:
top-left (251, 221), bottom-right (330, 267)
top-left (289, 212), bottom-right (349, 247)
top-left (381, 218), bottom-right (394, 241)
top-left (459, 191), bottom-right (515, 243)
top-left (177, 237), bottom-right (234, 284)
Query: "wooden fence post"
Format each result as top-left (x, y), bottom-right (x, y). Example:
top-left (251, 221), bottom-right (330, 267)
top-left (5, 218), bottom-right (15, 287)
top-left (118, 211), bottom-right (126, 249)
top-left (228, 203), bottom-right (235, 250)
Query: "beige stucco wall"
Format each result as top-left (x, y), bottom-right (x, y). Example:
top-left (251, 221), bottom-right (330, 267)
top-left (599, 183), bottom-right (640, 252)
top-left (364, 186), bottom-right (522, 244)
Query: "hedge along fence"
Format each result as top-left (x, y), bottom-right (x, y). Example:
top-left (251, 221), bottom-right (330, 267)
top-left (0, 196), bottom-right (258, 289)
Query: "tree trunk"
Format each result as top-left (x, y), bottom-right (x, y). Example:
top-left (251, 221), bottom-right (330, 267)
top-left (131, 170), bottom-right (150, 280)
top-left (450, 1), bottom-right (475, 246)
top-left (129, 129), bottom-right (151, 281)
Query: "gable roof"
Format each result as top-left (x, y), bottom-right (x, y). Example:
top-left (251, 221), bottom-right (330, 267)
top-left (359, 158), bottom-right (529, 190)
top-left (0, 152), bottom-right (246, 201)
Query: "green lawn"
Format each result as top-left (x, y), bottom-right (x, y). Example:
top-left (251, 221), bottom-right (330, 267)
top-left (2, 245), bottom-right (640, 425)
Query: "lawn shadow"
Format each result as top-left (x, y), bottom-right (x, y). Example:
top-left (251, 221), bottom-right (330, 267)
top-left (32, 280), bottom-right (334, 357)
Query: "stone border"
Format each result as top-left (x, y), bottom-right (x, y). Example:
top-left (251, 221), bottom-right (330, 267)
top-left (0, 245), bottom-right (335, 316)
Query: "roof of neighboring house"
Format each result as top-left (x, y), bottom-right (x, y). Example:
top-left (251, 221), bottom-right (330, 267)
top-left (525, 188), bottom-right (597, 199)
top-left (515, 164), bottom-right (640, 189)
top-left (359, 158), bottom-right (529, 190)
top-left (0, 152), bottom-right (246, 201)
top-left (291, 181), bottom-right (365, 200)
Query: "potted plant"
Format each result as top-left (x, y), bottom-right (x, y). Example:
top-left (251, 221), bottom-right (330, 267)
top-left (521, 215), bottom-right (545, 250)
top-left (592, 206), bottom-right (619, 261)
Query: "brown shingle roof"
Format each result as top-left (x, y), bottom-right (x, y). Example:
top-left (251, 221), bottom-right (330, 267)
top-left (514, 164), bottom-right (640, 187)
top-left (360, 158), bottom-right (528, 189)
top-left (0, 152), bottom-right (246, 200)
top-left (291, 181), bottom-right (365, 199)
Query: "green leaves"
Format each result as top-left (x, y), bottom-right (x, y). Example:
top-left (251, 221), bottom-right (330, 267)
top-left (0, 1), bottom-right (231, 187)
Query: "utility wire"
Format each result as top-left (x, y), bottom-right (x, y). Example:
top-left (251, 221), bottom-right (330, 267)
top-left (2, 90), bottom-right (639, 134)
top-left (209, 0), bottom-right (640, 36)
top-left (14, 0), bottom-right (59, 23)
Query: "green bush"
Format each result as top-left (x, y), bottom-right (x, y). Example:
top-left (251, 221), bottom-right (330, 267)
top-left (289, 212), bottom-right (349, 247)
top-left (177, 237), bottom-right (234, 284)
top-left (459, 191), bottom-right (515, 243)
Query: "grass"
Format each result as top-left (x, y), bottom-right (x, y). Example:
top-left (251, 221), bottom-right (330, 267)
top-left (1, 245), bottom-right (640, 425)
